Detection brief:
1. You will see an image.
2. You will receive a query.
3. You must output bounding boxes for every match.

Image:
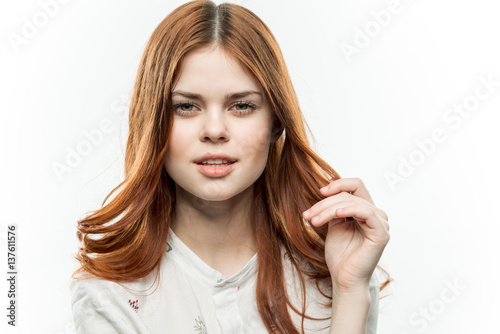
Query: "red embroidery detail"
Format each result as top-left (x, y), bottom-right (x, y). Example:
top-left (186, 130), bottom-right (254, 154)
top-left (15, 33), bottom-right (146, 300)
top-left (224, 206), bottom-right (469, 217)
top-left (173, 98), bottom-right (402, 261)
top-left (128, 299), bottom-right (139, 313)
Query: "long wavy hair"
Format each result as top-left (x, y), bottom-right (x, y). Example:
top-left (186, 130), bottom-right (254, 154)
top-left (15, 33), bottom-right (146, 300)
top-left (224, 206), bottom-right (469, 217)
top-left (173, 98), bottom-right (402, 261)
top-left (72, 1), bottom-right (392, 333)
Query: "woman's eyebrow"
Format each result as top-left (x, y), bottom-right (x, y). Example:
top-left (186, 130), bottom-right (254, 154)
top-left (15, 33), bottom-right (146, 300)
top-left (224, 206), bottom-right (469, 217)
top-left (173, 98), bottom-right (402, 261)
top-left (171, 90), bottom-right (263, 101)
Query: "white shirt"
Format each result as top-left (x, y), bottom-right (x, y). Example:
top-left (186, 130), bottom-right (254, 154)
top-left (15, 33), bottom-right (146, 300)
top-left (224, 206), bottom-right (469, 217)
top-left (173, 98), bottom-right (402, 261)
top-left (70, 228), bottom-right (379, 333)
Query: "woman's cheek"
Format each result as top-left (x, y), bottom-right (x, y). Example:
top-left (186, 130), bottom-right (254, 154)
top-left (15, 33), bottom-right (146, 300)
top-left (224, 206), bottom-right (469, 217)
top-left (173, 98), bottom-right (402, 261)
top-left (235, 126), bottom-right (272, 160)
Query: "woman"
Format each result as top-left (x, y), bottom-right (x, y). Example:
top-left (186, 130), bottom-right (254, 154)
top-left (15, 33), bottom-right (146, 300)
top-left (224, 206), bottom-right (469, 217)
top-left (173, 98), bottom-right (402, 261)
top-left (70, 1), bottom-right (392, 333)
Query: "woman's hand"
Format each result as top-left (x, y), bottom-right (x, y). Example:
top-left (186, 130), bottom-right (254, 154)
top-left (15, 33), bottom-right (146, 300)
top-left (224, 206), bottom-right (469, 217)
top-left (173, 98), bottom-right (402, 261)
top-left (302, 177), bottom-right (390, 293)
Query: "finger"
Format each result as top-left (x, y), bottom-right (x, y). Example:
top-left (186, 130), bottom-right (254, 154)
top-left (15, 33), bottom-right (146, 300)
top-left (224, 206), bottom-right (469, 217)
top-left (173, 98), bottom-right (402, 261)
top-left (378, 208), bottom-right (389, 222)
top-left (303, 193), bottom-right (386, 224)
top-left (303, 192), bottom-right (352, 221)
top-left (306, 199), bottom-right (358, 227)
top-left (320, 177), bottom-right (374, 205)
top-left (335, 204), bottom-right (390, 239)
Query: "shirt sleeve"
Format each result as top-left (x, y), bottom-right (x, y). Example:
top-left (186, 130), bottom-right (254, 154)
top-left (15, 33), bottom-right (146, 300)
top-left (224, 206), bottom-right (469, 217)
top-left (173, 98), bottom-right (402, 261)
top-left (69, 277), bottom-right (151, 334)
top-left (366, 270), bottom-right (380, 334)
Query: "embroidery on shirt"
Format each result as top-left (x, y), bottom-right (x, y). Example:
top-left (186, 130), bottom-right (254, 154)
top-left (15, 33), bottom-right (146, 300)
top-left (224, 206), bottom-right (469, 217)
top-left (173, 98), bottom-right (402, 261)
top-left (128, 299), bottom-right (139, 313)
top-left (194, 315), bottom-right (207, 333)
top-left (166, 242), bottom-right (172, 252)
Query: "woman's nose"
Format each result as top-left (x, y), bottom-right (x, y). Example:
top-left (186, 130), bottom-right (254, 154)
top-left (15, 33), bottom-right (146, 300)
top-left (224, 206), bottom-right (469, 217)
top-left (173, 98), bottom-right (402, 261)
top-left (199, 108), bottom-right (230, 143)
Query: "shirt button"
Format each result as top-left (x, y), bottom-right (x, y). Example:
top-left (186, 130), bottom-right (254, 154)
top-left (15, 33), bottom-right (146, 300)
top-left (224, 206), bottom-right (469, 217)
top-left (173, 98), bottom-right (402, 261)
top-left (215, 278), bottom-right (226, 287)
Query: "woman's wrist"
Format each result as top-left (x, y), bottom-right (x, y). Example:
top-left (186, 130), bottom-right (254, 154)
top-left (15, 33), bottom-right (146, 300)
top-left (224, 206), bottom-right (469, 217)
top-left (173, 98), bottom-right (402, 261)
top-left (329, 285), bottom-right (371, 334)
top-left (332, 285), bottom-right (371, 299)
top-left (331, 279), bottom-right (371, 298)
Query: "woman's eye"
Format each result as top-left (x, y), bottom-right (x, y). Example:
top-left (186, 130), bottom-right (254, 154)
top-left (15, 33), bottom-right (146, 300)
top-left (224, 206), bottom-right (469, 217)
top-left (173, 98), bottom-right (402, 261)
top-left (173, 101), bottom-right (256, 116)
top-left (235, 103), bottom-right (248, 110)
top-left (173, 102), bottom-right (197, 115)
top-left (231, 102), bottom-right (257, 114)
top-left (179, 104), bottom-right (194, 112)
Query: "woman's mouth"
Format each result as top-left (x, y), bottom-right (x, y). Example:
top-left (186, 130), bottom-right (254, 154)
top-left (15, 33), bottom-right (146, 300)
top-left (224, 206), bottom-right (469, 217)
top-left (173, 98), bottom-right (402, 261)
top-left (195, 160), bottom-right (236, 177)
top-left (196, 159), bottom-right (236, 167)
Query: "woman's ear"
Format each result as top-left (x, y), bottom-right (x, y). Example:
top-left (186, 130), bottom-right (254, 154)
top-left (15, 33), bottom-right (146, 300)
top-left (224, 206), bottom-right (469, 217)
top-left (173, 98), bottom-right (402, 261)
top-left (271, 116), bottom-right (284, 143)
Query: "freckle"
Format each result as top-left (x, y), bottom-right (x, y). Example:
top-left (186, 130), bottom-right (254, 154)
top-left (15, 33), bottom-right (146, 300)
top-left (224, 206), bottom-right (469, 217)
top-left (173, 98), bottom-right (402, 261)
top-left (238, 286), bottom-right (240, 290)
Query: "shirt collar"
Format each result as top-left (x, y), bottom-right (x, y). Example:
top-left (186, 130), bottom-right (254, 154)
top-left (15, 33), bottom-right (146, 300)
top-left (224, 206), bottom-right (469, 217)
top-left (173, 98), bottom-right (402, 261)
top-left (166, 227), bottom-right (258, 288)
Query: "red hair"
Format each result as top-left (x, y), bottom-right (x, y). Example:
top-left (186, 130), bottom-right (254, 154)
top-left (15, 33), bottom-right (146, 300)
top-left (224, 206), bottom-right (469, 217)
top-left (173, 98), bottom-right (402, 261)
top-left (72, 1), bottom-right (392, 332)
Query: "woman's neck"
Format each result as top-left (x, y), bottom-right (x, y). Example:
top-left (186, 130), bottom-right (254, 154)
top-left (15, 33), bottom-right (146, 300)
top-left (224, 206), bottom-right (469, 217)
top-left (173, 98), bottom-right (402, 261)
top-left (170, 184), bottom-right (257, 277)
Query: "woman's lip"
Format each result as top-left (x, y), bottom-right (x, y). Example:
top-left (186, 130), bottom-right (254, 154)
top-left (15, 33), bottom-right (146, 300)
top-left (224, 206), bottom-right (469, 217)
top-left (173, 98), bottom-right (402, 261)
top-left (195, 159), bottom-right (237, 164)
top-left (194, 154), bottom-right (238, 164)
top-left (195, 162), bottom-right (236, 177)
top-left (196, 161), bottom-right (236, 165)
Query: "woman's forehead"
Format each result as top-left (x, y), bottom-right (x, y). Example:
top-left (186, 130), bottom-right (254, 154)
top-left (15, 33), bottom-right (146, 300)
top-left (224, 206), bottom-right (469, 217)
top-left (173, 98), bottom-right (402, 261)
top-left (172, 47), bottom-right (263, 94)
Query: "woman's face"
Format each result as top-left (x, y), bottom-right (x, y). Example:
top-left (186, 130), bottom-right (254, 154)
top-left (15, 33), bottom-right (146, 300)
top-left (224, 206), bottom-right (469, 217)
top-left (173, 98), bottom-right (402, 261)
top-left (164, 46), bottom-right (278, 204)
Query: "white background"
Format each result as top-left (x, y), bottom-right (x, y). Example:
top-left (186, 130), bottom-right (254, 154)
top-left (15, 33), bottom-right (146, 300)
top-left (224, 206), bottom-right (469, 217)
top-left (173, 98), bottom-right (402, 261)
top-left (1, 0), bottom-right (499, 333)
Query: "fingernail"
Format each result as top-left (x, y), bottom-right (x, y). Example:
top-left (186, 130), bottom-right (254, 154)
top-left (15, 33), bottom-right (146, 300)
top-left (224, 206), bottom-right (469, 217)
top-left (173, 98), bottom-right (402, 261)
top-left (320, 186), bottom-right (328, 191)
top-left (303, 209), bottom-right (310, 216)
top-left (311, 216), bottom-right (319, 224)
